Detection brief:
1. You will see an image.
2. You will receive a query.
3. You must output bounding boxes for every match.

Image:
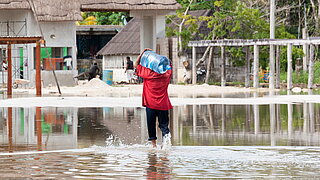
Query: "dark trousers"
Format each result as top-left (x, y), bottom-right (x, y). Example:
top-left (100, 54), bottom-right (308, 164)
top-left (146, 107), bottom-right (170, 141)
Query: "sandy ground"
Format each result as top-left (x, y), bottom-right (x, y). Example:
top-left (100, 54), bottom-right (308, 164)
top-left (1, 94), bottom-right (320, 107)
top-left (1, 78), bottom-right (317, 107)
top-left (9, 78), bottom-right (273, 97)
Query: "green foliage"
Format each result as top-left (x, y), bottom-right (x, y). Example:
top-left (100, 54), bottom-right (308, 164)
top-left (80, 12), bottom-right (129, 25)
top-left (168, 0), bottom-right (305, 69)
top-left (280, 61), bottom-right (320, 84)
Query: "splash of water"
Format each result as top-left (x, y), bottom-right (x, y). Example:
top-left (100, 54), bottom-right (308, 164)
top-left (105, 134), bottom-right (123, 146)
top-left (161, 132), bottom-right (172, 150)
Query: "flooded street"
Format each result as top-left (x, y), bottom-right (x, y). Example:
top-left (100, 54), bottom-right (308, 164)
top-left (1, 95), bottom-right (320, 178)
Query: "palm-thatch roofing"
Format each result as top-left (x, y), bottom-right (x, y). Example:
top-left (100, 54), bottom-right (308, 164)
top-left (0, 0), bottom-right (180, 21)
top-left (0, 0), bottom-right (82, 21)
top-left (97, 18), bottom-right (140, 56)
top-left (81, 0), bottom-right (181, 11)
top-left (98, 10), bottom-right (212, 56)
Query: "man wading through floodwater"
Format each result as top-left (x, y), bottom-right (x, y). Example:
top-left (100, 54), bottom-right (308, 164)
top-left (134, 48), bottom-right (172, 149)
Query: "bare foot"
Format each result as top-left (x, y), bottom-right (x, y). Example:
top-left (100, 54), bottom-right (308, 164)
top-left (151, 140), bottom-right (157, 148)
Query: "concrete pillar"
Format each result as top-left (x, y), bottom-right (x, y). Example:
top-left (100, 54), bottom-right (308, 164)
top-left (308, 44), bottom-right (315, 89)
top-left (270, 103), bottom-right (276, 146)
top-left (193, 105), bottom-right (196, 135)
top-left (276, 45), bottom-right (281, 89)
top-left (192, 46), bottom-right (196, 85)
top-left (269, 0), bottom-right (276, 90)
top-left (288, 102), bottom-right (293, 139)
top-left (154, 15), bottom-right (165, 39)
top-left (140, 15), bottom-right (165, 52)
top-left (269, 45), bottom-right (275, 89)
top-left (287, 43), bottom-right (293, 90)
top-left (221, 46), bottom-right (226, 87)
top-left (140, 16), bottom-right (154, 51)
top-left (253, 92), bottom-right (260, 135)
top-left (302, 28), bottom-right (309, 71)
top-left (245, 47), bottom-right (250, 88)
top-left (253, 44), bottom-right (259, 88)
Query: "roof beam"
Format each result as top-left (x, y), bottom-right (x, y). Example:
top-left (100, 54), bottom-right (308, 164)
top-left (188, 38), bottom-right (320, 47)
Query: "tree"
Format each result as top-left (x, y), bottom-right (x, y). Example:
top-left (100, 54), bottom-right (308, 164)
top-left (78, 12), bottom-right (130, 25)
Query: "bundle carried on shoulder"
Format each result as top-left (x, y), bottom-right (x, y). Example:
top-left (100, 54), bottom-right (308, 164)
top-left (140, 50), bottom-right (171, 74)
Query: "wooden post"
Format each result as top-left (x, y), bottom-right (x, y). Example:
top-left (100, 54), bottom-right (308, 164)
top-left (192, 46), bottom-right (196, 85)
top-left (221, 46), bottom-right (226, 87)
top-left (8, 107), bottom-right (13, 152)
top-left (302, 28), bottom-right (309, 72)
top-left (308, 44), bottom-right (315, 89)
top-left (245, 47), bottom-right (250, 88)
top-left (36, 41), bottom-right (41, 96)
top-left (253, 44), bottom-right (259, 88)
top-left (287, 43), bottom-right (293, 90)
top-left (36, 107), bottom-right (42, 151)
top-left (7, 43), bottom-right (12, 96)
top-left (275, 45), bottom-right (281, 89)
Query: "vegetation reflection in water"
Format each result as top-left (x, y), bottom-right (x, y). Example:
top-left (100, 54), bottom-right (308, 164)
top-left (0, 103), bottom-right (320, 152)
top-left (0, 104), bottom-right (320, 178)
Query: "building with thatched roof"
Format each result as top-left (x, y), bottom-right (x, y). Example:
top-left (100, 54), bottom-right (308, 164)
top-left (0, 0), bottom-right (180, 87)
top-left (97, 19), bottom-right (140, 82)
top-left (97, 10), bottom-right (212, 83)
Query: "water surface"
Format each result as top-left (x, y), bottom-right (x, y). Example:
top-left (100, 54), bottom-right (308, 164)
top-left (0, 102), bottom-right (320, 178)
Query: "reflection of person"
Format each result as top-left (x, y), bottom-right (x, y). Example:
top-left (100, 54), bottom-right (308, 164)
top-left (135, 48), bottom-right (172, 148)
top-left (88, 61), bottom-right (100, 81)
top-left (126, 107), bottom-right (134, 123)
top-left (125, 56), bottom-right (134, 84)
top-left (145, 153), bottom-right (171, 179)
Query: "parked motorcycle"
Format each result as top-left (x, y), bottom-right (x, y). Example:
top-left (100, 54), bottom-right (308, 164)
top-left (196, 67), bottom-right (206, 83)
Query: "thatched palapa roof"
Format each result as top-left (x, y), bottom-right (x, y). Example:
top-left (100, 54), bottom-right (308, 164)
top-left (0, 0), bottom-right (82, 21)
top-left (81, 0), bottom-right (181, 11)
top-left (97, 18), bottom-right (140, 56)
top-left (0, 0), bottom-right (180, 21)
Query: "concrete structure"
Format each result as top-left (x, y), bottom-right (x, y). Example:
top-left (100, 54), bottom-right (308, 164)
top-left (0, 10), bottom-right (78, 88)
top-left (0, 0), bottom-right (181, 91)
top-left (98, 18), bottom-right (178, 83)
top-left (189, 38), bottom-right (320, 88)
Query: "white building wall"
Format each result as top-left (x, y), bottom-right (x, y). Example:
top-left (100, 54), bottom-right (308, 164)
top-left (103, 55), bottom-right (138, 83)
top-left (0, 10), bottom-right (78, 87)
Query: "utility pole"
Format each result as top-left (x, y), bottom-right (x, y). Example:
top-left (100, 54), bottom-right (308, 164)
top-left (269, 0), bottom-right (276, 89)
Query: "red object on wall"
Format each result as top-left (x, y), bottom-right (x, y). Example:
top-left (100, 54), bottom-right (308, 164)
top-left (43, 58), bottom-right (64, 70)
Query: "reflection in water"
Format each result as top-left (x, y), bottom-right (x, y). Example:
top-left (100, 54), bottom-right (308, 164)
top-left (1, 103), bottom-right (320, 178)
top-left (145, 153), bottom-right (171, 179)
top-left (0, 146), bottom-right (319, 179)
top-left (0, 102), bottom-right (320, 152)
top-left (0, 107), bottom-right (77, 152)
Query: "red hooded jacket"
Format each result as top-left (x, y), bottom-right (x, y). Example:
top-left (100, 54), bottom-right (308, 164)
top-left (136, 65), bottom-right (172, 110)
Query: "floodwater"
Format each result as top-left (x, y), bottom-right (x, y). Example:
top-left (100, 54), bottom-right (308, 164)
top-left (1, 102), bottom-right (320, 179)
